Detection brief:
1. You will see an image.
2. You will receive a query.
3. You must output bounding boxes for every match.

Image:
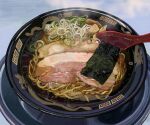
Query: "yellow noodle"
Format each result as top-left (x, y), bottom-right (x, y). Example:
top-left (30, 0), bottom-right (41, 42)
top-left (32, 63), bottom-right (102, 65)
top-left (84, 95), bottom-right (89, 102)
top-left (57, 85), bottom-right (83, 95)
top-left (82, 88), bottom-right (95, 92)
top-left (49, 84), bottom-right (67, 91)
top-left (36, 80), bottom-right (48, 89)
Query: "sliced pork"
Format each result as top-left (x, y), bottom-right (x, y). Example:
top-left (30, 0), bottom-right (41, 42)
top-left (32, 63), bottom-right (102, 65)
top-left (38, 41), bottom-right (99, 58)
top-left (37, 52), bottom-right (93, 67)
top-left (36, 52), bottom-right (93, 83)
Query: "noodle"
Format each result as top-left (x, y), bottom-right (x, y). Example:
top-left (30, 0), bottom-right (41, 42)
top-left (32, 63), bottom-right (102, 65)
top-left (28, 85), bottom-right (92, 111)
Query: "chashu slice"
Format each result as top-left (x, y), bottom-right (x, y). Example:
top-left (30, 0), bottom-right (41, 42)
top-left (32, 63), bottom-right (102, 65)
top-left (36, 52), bottom-right (93, 83)
top-left (38, 41), bottom-right (99, 58)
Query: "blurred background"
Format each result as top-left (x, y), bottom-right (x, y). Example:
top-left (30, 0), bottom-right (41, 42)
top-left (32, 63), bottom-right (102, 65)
top-left (0, 0), bottom-right (150, 125)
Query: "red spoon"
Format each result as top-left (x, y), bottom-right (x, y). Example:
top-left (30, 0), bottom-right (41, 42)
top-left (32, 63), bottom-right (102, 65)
top-left (96, 31), bottom-right (150, 50)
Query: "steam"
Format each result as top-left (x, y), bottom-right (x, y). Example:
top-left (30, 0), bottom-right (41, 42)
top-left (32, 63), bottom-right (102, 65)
top-left (45, 0), bottom-right (150, 18)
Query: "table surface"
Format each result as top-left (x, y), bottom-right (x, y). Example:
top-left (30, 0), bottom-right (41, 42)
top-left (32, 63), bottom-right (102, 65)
top-left (0, 0), bottom-right (150, 125)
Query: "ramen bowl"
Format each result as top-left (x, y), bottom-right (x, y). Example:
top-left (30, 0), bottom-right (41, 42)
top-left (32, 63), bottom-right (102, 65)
top-left (5, 8), bottom-right (148, 118)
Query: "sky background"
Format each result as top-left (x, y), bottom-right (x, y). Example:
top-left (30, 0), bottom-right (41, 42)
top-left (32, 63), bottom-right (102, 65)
top-left (0, 0), bottom-right (150, 125)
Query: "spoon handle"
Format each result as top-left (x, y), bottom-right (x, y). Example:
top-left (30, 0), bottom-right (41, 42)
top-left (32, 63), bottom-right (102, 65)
top-left (96, 31), bottom-right (150, 50)
top-left (134, 33), bottom-right (150, 43)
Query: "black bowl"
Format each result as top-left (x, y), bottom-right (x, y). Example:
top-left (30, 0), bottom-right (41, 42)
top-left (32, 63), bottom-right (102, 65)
top-left (5, 8), bottom-right (148, 118)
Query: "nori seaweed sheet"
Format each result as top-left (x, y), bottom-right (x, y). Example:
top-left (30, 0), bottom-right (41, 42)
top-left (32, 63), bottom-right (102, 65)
top-left (81, 42), bottom-right (120, 84)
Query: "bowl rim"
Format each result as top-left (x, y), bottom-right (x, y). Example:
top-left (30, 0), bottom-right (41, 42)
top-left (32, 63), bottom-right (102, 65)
top-left (5, 7), bottom-right (148, 118)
